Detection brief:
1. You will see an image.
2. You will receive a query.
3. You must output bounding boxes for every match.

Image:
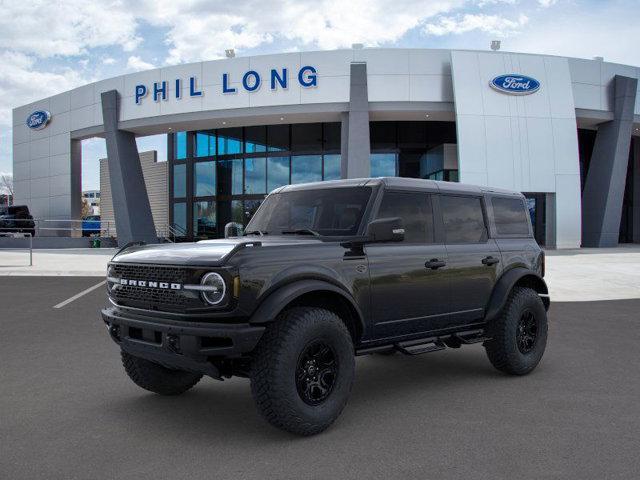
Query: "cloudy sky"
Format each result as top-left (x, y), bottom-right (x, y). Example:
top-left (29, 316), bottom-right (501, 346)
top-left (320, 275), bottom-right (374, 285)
top-left (0, 0), bottom-right (638, 190)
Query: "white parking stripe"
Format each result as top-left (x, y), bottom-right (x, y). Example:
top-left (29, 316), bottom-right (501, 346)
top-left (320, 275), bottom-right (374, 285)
top-left (53, 280), bottom-right (106, 309)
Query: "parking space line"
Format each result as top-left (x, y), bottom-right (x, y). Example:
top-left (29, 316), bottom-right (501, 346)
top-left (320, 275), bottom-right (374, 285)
top-left (53, 280), bottom-right (106, 309)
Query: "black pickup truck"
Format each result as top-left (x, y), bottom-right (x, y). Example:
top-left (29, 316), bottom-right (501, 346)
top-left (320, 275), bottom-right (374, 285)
top-left (102, 177), bottom-right (549, 435)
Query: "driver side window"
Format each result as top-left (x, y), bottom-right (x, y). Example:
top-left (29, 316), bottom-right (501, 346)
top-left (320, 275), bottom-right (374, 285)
top-left (376, 191), bottom-right (434, 243)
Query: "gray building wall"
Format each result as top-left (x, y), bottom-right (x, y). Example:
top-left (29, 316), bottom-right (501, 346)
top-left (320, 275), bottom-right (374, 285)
top-left (99, 150), bottom-right (168, 238)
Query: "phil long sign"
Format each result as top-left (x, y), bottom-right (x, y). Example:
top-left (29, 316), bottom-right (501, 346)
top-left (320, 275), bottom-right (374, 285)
top-left (135, 66), bottom-right (318, 105)
top-left (490, 74), bottom-right (540, 95)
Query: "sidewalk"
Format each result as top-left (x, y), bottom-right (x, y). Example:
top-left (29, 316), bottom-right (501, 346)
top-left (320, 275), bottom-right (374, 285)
top-left (1, 246), bottom-right (639, 301)
top-left (0, 248), bottom-right (116, 276)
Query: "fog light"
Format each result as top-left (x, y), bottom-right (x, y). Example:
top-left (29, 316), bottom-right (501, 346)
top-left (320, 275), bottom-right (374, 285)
top-left (200, 272), bottom-right (226, 305)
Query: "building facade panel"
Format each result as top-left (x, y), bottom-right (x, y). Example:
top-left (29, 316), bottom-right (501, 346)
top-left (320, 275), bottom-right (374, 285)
top-left (10, 48), bottom-right (640, 248)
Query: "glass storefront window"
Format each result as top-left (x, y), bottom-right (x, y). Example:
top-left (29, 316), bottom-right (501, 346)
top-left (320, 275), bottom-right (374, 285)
top-left (194, 201), bottom-right (216, 237)
top-left (195, 131), bottom-right (215, 157)
top-left (174, 131), bottom-right (187, 160)
top-left (173, 202), bottom-right (187, 233)
top-left (245, 126), bottom-right (267, 153)
top-left (370, 153), bottom-right (397, 177)
top-left (218, 159), bottom-right (243, 195)
top-left (291, 155), bottom-right (322, 184)
top-left (194, 161), bottom-right (216, 197)
top-left (218, 127), bottom-right (243, 155)
top-left (323, 123), bottom-right (341, 151)
top-left (231, 200), bottom-right (244, 223)
top-left (245, 157), bottom-right (266, 194)
top-left (173, 163), bottom-right (186, 197)
top-left (267, 124), bottom-right (289, 152)
top-left (267, 156), bottom-right (290, 192)
top-left (244, 199), bottom-right (263, 224)
top-left (292, 123), bottom-right (322, 151)
top-left (323, 154), bottom-right (341, 181)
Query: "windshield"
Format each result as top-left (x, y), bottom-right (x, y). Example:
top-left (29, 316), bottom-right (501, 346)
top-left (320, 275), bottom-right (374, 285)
top-left (246, 186), bottom-right (373, 237)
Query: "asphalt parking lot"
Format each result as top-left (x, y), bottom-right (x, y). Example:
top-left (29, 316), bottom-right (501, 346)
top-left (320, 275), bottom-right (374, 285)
top-left (1, 277), bottom-right (639, 479)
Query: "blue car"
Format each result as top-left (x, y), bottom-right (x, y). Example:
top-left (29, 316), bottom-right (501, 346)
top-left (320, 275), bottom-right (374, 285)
top-left (82, 215), bottom-right (101, 237)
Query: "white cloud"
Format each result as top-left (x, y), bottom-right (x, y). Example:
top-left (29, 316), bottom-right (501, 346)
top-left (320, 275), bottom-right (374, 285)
top-left (134, 0), bottom-right (466, 64)
top-left (0, 51), bottom-right (87, 125)
top-left (0, 0), bottom-right (141, 57)
top-left (424, 13), bottom-right (529, 36)
top-left (126, 56), bottom-right (156, 72)
top-left (102, 57), bottom-right (116, 65)
top-left (538, 0), bottom-right (557, 7)
top-left (507, 10), bottom-right (640, 66)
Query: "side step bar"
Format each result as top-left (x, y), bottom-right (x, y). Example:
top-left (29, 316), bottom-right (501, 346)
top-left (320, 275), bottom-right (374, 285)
top-left (355, 329), bottom-right (489, 356)
top-left (396, 340), bottom-right (445, 355)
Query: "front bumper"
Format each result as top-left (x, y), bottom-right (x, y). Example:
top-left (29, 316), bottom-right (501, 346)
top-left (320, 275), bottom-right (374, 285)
top-left (101, 306), bottom-right (265, 378)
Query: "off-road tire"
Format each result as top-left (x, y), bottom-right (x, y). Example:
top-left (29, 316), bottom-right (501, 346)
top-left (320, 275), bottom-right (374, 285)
top-left (250, 307), bottom-right (355, 436)
top-left (121, 351), bottom-right (202, 395)
top-left (484, 287), bottom-right (548, 375)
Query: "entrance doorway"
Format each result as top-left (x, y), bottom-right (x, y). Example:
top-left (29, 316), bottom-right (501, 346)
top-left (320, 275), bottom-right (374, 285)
top-left (523, 193), bottom-right (547, 246)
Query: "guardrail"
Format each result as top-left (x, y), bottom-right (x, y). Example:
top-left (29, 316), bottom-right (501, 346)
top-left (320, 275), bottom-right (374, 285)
top-left (0, 218), bottom-right (115, 237)
top-left (157, 223), bottom-right (188, 242)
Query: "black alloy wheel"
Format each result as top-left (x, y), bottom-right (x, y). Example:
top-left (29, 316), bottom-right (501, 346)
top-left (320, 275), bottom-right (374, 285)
top-left (516, 310), bottom-right (538, 354)
top-left (295, 341), bottom-right (338, 406)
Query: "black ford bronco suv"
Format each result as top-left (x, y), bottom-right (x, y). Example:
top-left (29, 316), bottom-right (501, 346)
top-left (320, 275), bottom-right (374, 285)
top-left (102, 177), bottom-right (549, 435)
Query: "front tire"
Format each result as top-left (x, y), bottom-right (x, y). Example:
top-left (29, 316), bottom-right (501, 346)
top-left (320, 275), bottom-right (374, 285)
top-left (121, 351), bottom-right (202, 395)
top-left (484, 287), bottom-right (548, 375)
top-left (250, 307), bottom-right (355, 436)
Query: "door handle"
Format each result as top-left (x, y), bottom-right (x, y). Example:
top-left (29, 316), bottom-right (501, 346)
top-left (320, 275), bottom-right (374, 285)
top-left (482, 256), bottom-right (500, 266)
top-left (425, 259), bottom-right (446, 270)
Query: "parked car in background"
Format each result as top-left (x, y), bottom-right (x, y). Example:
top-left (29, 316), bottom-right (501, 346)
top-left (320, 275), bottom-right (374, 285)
top-left (82, 215), bottom-right (101, 237)
top-left (0, 205), bottom-right (35, 236)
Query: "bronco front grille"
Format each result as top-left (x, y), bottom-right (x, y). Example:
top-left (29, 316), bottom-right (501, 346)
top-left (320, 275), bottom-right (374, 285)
top-left (109, 264), bottom-right (189, 309)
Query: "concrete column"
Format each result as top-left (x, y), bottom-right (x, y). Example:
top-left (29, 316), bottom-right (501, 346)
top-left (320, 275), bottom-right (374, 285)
top-left (633, 138), bottom-right (640, 243)
top-left (340, 112), bottom-right (349, 179)
top-left (582, 75), bottom-right (638, 247)
top-left (101, 90), bottom-right (157, 246)
top-left (342, 62), bottom-right (370, 179)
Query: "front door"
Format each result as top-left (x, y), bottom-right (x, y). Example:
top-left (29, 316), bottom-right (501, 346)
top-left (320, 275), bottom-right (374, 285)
top-left (439, 194), bottom-right (501, 326)
top-left (366, 191), bottom-right (450, 339)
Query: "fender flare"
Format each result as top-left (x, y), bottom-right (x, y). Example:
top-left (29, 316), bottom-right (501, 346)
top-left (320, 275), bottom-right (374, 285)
top-left (248, 279), bottom-right (365, 333)
top-left (484, 267), bottom-right (549, 322)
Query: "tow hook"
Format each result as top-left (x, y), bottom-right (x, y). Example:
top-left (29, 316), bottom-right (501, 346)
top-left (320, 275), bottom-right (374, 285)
top-left (107, 324), bottom-right (120, 342)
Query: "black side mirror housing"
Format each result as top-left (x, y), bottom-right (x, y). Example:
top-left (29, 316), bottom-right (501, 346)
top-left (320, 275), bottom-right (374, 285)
top-left (365, 217), bottom-right (405, 243)
top-left (224, 222), bottom-right (244, 238)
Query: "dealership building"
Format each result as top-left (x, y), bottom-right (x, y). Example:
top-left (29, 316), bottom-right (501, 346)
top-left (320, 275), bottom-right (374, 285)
top-left (11, 48), bottom-right (640, 248)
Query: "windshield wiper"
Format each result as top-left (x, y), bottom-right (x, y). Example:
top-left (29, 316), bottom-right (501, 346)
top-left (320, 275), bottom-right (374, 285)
top-left (244, 230), bottom-right (267, 236)
top-left (281, 228), bottom-right (320, 237)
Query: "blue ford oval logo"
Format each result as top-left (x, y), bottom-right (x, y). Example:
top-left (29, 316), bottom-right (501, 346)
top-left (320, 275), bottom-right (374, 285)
top-left (490, 74), bottom-right (540, 95)
top-left (26, 110), bottom-right (51, 130)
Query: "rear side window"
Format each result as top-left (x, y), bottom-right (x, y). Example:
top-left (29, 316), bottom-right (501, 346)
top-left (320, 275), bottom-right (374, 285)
top-left (440, 195), bottom-right (487, 244)
top-left (492, 197), bottom-right (530, 236)
top-left (376, 191), bottom-right (434, 243)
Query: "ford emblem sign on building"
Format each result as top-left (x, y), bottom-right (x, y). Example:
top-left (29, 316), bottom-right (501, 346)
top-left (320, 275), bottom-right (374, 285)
top-left (26, 110), bottom-right (51, 130)
top-left (490, 74), bottom-right (540, 95)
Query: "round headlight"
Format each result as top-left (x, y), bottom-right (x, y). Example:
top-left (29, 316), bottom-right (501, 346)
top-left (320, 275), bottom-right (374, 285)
top-left (201, 272), bottom-right (226, 305)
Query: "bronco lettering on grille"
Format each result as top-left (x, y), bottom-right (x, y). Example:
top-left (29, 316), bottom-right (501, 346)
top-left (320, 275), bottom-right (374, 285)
top-left (119, 279), bottom-right (182, 290)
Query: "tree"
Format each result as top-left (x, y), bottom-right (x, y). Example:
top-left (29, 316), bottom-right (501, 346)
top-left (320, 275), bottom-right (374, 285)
top-left (0, 174), bottom-right (13, 206)
top-left (81, 198), bottom-right (92, 218)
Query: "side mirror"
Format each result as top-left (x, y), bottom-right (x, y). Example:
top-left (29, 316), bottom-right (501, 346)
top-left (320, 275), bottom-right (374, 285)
top-left (224, 222), bottom-right (244, 238)
top-left (365, 217), bottom-right (404, 243)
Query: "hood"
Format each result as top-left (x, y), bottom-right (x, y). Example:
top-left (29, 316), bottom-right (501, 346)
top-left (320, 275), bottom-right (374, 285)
top-left (111, 236), bottom-right (324, 266)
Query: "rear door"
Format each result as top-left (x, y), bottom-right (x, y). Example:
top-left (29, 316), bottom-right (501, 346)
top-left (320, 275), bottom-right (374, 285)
top-left (439, 194), bottom-right (501, 327)
top-left (366, 190), bottom-right (450, 339)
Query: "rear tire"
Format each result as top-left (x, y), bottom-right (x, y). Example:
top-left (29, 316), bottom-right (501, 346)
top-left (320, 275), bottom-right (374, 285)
top-left (121, 351), bottom-right (202, 395)
top-left (250, 307), bottom-right (355, 436)
top-left (484, 287), bottom-right (548, 375)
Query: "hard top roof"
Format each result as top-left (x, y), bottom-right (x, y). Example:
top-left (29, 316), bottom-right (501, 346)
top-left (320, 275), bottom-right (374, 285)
top-left (276, 177), bottom-right (522, 196)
